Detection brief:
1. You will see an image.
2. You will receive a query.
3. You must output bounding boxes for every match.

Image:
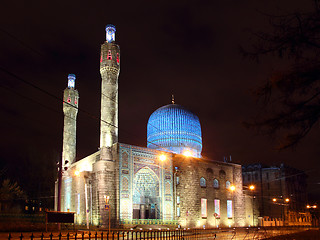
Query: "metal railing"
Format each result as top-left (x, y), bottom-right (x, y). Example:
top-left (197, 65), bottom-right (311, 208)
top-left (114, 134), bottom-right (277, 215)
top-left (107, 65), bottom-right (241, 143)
top-left (6, 226), bottom-right (318, 240)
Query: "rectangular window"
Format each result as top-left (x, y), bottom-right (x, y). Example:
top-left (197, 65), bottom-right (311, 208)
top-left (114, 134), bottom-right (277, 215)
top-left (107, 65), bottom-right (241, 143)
top-left (77, 193), bottom-right (80, 215)
top-left (177, 196), bottom-right (180, 205)
top-left (177, 207), bottom-right (180, 217)
top-left (214, 199), bottom-right (220, 218)
top-left (201, 198), bottom-right (207, 218)
top-left (176, 176), bottom-right (180, 185)
top-left (227, 200), bottom-right (233, 218)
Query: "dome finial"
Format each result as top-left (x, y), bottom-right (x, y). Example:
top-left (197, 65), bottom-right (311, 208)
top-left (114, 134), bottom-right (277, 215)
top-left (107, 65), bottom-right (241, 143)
top-left (172, 94), bottom-right (175, 104)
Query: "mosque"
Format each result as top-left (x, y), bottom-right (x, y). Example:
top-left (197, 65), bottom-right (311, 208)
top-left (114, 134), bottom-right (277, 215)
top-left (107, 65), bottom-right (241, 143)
top-left (56, 25), bottom-right (253, 228)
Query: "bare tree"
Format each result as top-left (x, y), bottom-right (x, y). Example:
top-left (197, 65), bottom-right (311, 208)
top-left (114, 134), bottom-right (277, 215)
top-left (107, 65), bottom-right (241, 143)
top-left (243, 3), bottom-right (320, 149)
top-left (0, 179), bottom-right (25, 212)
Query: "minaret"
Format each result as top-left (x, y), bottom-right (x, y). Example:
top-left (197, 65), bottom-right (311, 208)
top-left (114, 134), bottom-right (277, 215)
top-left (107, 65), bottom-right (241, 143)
top-left (99, 24), bottom-right (120, 160)
top-left (92, 25), bottom-right (119, 227)
top-left (62, 74), bottom-right (79, 170)
top-left (60, 74), bottom-right (79, 212)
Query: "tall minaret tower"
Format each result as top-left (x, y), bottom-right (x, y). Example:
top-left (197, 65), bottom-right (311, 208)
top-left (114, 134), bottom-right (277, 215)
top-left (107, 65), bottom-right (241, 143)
top-left (92, 25), bottom-right (120, 227)
top-left (60, 74), bottom-right (79, 212)
top-left (99, 24), bottom-right (120, 160)
top-left (62, 74), bottom-right (79, 169)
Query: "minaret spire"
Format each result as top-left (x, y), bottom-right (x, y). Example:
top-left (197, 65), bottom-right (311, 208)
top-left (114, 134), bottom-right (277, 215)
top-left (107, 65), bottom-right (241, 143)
top-left (99, 24), bottom-right (120, 159)
top-left (61, 74), bottom-right (79, 212)
top-left (62, 74), bottom-right (79, 168)
top-left (172, 94), bottom-right (175, 104)
top-left (96, 24), bottom-right (120, 229)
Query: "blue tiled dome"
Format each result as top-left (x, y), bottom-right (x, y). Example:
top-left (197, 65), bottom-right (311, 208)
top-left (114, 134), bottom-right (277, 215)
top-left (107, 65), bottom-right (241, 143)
top-left (147, 104), bottom-right (202, 157)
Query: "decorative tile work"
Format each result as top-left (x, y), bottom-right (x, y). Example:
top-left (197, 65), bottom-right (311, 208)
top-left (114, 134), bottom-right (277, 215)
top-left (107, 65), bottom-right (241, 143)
top-left (147, 104), bottom-right (202, 157)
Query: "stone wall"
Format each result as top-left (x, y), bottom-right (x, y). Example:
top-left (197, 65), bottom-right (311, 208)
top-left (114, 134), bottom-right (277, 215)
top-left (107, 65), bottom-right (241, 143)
top-left (173, 156), bottom-right (246, 228)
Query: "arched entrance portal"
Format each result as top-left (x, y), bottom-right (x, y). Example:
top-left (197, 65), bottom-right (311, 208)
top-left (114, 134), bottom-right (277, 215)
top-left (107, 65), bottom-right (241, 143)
top-left (133, 167), bottom-right (160, 219)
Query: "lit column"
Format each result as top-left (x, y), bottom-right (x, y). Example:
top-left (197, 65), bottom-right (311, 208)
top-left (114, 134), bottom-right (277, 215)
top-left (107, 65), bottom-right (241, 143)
top-left (99, 24), bottom-right (120, 160)
top-left (60, 74), bottom-right (79, 212)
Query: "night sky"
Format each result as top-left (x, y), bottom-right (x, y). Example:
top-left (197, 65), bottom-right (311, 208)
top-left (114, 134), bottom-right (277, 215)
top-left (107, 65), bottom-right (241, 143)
top-left (1, 1), bottom-right (319, 201)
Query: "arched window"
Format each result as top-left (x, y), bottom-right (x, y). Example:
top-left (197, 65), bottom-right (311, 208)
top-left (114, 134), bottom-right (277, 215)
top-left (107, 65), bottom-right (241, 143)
top-left (213, 179), bottom-right (219, 188)
top-left (219, 170), bottom-right (226, 179)
top-left (226, 180), bottom-right (231, 189)
top-left (200, 177), bottom-right (206, 187)
top-left (107, 50), bottom-right (112, 60)
top-left (206, 168), bottom-right (213, 174)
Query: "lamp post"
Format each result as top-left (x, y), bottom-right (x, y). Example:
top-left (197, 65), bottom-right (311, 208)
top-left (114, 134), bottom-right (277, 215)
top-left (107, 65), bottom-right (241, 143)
top-left (104, 195), bottom-right (110, 233)
top-left (307, 204), bottom-right (318, 226)
top-left (229, 185), bottom-right (236, 227)
top-left (284, 198), bottom-right (289, 225)
top-left (272, 197), bottom-right (290, 226)
top-left (249, 185), bottom-right (255, 226)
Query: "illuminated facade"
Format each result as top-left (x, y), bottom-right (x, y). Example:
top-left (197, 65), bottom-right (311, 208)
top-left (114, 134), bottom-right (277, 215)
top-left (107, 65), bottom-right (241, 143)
top-left (57, 25), bottom-right (253, 228)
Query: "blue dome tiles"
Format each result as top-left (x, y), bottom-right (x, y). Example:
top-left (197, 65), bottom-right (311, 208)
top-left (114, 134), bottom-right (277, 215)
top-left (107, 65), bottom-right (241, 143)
top-left (147, 104), bottom-right (202, 157)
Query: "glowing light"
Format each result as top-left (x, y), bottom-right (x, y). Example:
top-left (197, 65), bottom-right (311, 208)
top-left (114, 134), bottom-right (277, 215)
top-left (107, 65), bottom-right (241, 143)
top-left (307, 204), bottom-right (317, 209)
top-left (229, 185), bottom-right (236, 191)
top-left (183, 150), bottom-right (192, 157)
top-left (104, 195), bottom-right (110, 204)
top-left (196, 220), bottom-right (201, 227)
top-left (159, 154), bottom-right (166, 161)
top-left (68, 74), bottom-right (76, 88)
top-left (249, 185), bottom-right (255, 191)
top-left (106, 24), bottom-right (116, 43)
top-left (285, 198), bottom-right (290, 202)
top-left (273, 198), bottom-right (277, 202)
top-left (74, 170), bottom-right (80, 176)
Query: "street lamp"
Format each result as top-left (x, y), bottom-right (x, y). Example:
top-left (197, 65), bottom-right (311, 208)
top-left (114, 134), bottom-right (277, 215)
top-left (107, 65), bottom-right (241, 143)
top-left (182, 150), bottom-right (192, 157)
top-left (228, 185), bottom-right (236, 226)
top-left (104, 195), bottom-right (111, 233)
top-left (272, 197), bottom-right (290, 225)
top-left (307, 205), bottom-right (317, 209)
top-left (249, 185), bottom-right (255, 226)
top-left (159, 154), bottom-right (167, 161)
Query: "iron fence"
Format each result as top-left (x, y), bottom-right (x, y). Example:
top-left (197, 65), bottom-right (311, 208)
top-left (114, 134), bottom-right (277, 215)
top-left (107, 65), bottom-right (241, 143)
top-left (6, 227), bottom-right (318, 240)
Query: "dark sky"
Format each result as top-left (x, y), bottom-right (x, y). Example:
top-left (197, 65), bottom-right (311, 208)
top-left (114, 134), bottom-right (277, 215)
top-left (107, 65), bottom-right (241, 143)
top-left (1, 0), bottom-right (319, 200)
